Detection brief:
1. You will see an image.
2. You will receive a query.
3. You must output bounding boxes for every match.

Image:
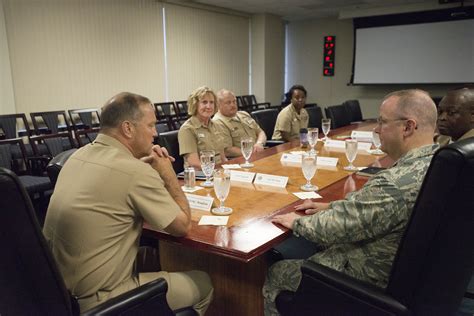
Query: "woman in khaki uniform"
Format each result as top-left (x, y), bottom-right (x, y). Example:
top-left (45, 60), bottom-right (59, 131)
top-left (178, 86), bottom-right (227, 169)
top-left (272, 84), bottom-right (309, 142)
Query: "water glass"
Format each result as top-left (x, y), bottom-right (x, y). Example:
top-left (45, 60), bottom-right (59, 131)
top-left (307, 128), bottom-right (319, 155)
top-left (240, 137), bottom-right (254, 168)
top-left (344, 139), bottom-right (358, 171)
top-left (371, 130), bottom-right (384, 155)
top-left (300, 152), bottom-right (318, 191)
top-left (211, 169), bottom-right (233, 215)
top-left (200, 150), bottom-right (215, 187)
top-left (321, 118), bottom-right (331, 141)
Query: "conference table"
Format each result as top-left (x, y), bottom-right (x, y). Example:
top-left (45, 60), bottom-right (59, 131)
top-left (143, 121), bottom-right (394, 316)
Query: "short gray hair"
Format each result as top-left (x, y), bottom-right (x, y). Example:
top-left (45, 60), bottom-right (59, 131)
top-left (100, 92), bottom-right (152, 130)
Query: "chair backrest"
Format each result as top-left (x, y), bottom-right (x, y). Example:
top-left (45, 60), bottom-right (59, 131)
top-left (0, 167), bottom-right (76, 315)
top-left (30, 132), bottom-right (76, 157)
top-left (175, 100), bottom-right (188, 118)
top-left (30, 110), bottom-right (71, 135)
top-left (0, 138), bottom-right (30, 174)
top-left (46, 148), bottom-right (78, 187)
top-left (250, 109), bottom-right (280, 140)
top-left (343, 100), bottom-right (363, 123)
top-left (324, 105), bottom-right (352, 129)
top-left (306, 106), bottom-right (323, 130)
top-left (0, 113), bottom-right (32, 139)
top-left (68, 108), bottom-right (100, 130)
top-left (387, 138), bottom-right (474, 314)
top-left (157, 130), bottom-right (183, 174)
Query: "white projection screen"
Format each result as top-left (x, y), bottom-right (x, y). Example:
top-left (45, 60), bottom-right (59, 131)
top-left (352, 18), bottom-right (474, 84)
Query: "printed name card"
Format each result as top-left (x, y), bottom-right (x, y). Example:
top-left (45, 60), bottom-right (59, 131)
top-left (254, 173), bottom-right (288, 188)
top-left (230, 170), bottom-right (255, 183)
top-left (222, 164), bottom-right (242, 169)
top-left (357, 142), bottom-right (373, 151)
top-left (185, 194), bottom-right (214, 212)
top-left (317, 156), bottom-right (338, 167)
top-left (351, 131), bottom-right (373, 142)
top-left (198, 215), bottom-right (229, 226)
top-left (280, 153), bottom-right (302, 163)
top-left (324, 139), bottom-right (346, 148)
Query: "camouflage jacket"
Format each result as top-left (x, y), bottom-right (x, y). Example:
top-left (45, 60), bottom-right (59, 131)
top-left (293, 144), bottom-right (439, 288)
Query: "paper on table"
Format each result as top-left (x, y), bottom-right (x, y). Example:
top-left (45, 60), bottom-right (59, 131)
top-left (222, 164), bottom-right (242, 169)
top-left (198, 215), bottom-right (229, 226)
top-left (181, 186), bottom-right (204, 193)
top-left (293, 191), bottom-right (323, 199)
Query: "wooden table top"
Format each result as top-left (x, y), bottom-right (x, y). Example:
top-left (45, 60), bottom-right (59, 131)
top-left (143, 121), bottom-right (394, 262)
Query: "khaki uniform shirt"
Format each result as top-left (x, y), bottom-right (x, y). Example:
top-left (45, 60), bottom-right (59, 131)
top-left (212, 111), bottom-right (263, 151)
top-left (272, 104), bottom-right (309, 140)
top-left (437, 129), bottom-right (474, 146)
top-left (43, 134), bottom-right (180, 309)
top-left (178, 116), bottom-right (224, 166)
top-left (294, 144), bottom-right (438, 288)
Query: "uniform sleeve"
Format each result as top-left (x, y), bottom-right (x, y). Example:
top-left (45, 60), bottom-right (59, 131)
top-left (178, 125), bottom-right (198, 156)
top-left (293, 173), bottom-right (408, 245)
top-left (128, 165), bottom-right (180, 231)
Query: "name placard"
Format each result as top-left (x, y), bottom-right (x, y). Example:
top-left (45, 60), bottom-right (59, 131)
top-left (254, 173), bottom-right (288, 188)
top-left (317, 156), bottom-right (338, 167)
top-left (230, 170), bottom-right (255, 183)
top-left (351, 131), bottom-right (373, 142)
top-left (280, 153), bottom-right (302, 163)
top-left (185, 194), bottom-right (214, 212)
top-left (357, 142), bottom-right (373, 151)
top-left (222, 164), bottom-right (242, 169)
top-left (324, 139), bottom-right (346, 148)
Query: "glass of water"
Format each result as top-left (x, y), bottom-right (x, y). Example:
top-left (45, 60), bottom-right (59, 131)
top-left (307, 128), bottom-right (319, 155)
top-left (240, 137), bottom-right (254, 168)
top-left (200, 150), bottom-right (215, 187)
top-left (371, 130), bottom-right (384, 155)
top-left (344, 139), bottom-right (358, 171)
top-left (211, 169), bottom-right (233, 215)
top-left (300, 152), bottom-right (318, 191)
top-left (321, 118), bottom-right (331, 141)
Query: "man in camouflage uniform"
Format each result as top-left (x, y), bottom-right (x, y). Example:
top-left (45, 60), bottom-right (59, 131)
top-left (212, 89), bottom-right (267, 158)
top-left (263, 89), bottom-right (439, 315)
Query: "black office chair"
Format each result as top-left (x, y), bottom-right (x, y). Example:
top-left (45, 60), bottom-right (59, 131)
top-left (343, 99), bottom-right (363, 123)
top-left (276, 138), bottom-right (474, 315)
top-left (324, 104), bottom-right (352, 129)
top-left (46, 148), bottom-right (78, 187)
top-left (0, 113), bottom-right (37, 158)
top-left (306, 106), bottom-right (323, 130)
top-left (0, 167), bottom-right (179, 315)
top-left (68, 108), bottom-right (101, 147)
top-left (250, 109), bottom-right (284, 147)
top-left (240, 95), bottom-right (270, 112)
top-left (157, 130), bottom-right (184, 174)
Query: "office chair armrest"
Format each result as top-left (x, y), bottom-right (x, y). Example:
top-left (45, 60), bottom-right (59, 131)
top-left (82, 278), bottom-right (173, 316)
top-left (276, 261), bottom-right (409, 316)
top-left (265, 140), bottom-right (285, 148)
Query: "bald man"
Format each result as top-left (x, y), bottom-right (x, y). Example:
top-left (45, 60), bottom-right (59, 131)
top-left (437, 87), bottom-right (474, 146)
top-left (263, 89), bottom-right (439, 315)
top-left (212, 89), bottom-right (267, 158)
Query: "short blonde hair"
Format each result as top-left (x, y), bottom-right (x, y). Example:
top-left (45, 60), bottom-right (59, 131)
top-left (187, 86), bottom-right (218, 116)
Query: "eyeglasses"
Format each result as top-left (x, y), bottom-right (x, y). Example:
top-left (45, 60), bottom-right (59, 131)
top-left (376, 117), bottom-right (408, 126)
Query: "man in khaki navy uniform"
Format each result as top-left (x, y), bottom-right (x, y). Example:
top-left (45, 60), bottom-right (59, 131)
top-left (43, 92), bottom-right (213, 314)
top-left (212, 89), bottom-right (267, 158)
top-left (436, 87), bottom-right (474, 146)
top-left (272, 85), bottom-right (309, 142)
top-left (264, 89), bottom-right (439, 315)
top-left (178, 86), bottom-right (226, 169)
top-left (436, 87), bottom-right (474, 316)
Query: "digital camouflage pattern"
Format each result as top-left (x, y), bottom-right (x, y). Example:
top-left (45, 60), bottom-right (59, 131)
top-left (263, 144), bottom-right (439, 315)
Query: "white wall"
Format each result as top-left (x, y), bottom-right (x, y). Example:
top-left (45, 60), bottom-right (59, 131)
top-left (286, 17), bottom-right (462, 118)
top-left (0, 0), bottom-right (15, 114)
